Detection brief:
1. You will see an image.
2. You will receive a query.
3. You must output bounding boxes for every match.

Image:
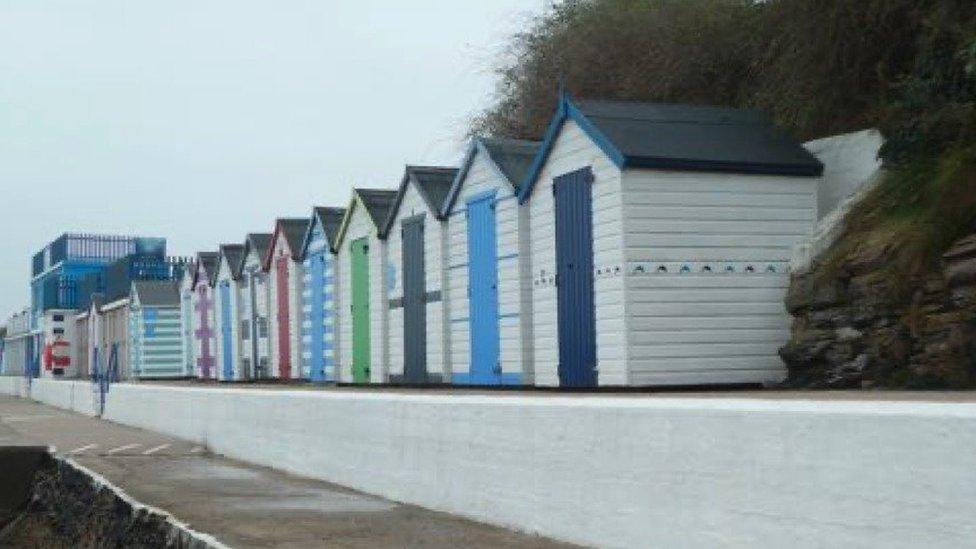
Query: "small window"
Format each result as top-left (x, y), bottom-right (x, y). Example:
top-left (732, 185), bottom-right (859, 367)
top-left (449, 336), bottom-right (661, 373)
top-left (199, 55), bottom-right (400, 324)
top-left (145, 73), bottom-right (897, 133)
top-left (52, 314), bottom-right (64, 322)
top-left (241, 320), bottom-right (250, 340)
top-left (53, 328), bottom-right (64, 335)
top-left (257, 317), bottom-right (269, 338)
top-left (240, 277), bottom-right (249, 289)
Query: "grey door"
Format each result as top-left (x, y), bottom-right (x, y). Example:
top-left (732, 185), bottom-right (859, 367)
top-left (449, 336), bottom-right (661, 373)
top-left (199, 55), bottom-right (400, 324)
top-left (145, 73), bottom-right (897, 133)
top-left (401, 217), bottom-right (427, 384)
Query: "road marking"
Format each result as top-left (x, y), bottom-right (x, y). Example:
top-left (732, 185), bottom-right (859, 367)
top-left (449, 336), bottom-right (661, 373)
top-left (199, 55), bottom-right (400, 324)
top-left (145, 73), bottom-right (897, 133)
top-left (142, 443), bottom-right (171, 455)
top-left (70, 443), bottom-right (98, 454)
top-left (4, 414), bottom-right (60, 422)
top-left (106, 443), bottom-right (141, 455)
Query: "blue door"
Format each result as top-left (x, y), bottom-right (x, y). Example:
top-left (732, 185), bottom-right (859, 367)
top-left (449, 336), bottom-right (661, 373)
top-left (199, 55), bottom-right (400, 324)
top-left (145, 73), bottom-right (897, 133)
top-left (554, 167), bottom-right (597, 387)
top-left (219, 281), bottom-right (234, 380)
top-left (465, 191), bottom-right (500, 384)
top-left (308, 253), bottom-right (326, 382)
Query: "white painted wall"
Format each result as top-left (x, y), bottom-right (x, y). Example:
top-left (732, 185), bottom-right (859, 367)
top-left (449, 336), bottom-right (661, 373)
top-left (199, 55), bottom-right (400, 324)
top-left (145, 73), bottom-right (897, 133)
top-left (445, 149), bottom-right (531, 383)
top-left (267, 232), bottom-right (304, 380)
top-left (336, 200), bottom-right (389, 383)
top-left (803, 129), bottom-right (883, 220)
top-left (386, 182), bottom-right (448, 382)
top-left (525, 119), bottom-right (624, 386)
top-left (621, 169), bottom-right (818, 386)
top-left (5, 377), bottom-right (975, 549)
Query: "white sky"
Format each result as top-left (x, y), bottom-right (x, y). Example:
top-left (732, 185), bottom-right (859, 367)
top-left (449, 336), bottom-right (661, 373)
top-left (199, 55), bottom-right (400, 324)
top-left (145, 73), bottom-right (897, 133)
top-left (0, 0), bottom-right (547, 319)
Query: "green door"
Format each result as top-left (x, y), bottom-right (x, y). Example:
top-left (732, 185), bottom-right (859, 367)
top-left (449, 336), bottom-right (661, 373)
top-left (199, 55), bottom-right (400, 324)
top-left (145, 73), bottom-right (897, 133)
top-left (350, 237), bottom-right (371, 383)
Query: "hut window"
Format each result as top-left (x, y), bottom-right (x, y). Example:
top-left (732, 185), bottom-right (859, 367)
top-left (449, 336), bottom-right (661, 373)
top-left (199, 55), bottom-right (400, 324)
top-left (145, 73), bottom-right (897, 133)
top-left (241, 320), bottom-right (250, 339)
top-left (257, 317), bottom-right (269, 337)
top-left (52, 314), bottom-right (64, 322)
top-left (240, 277), bottom-right (249, 288)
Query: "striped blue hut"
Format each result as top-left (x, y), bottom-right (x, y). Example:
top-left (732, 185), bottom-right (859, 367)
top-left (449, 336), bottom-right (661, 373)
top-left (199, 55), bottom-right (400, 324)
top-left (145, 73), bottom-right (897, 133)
top-left (129, 280), bottom-right (186, 378)
top-left (299, 207), bottom-right (346, 382)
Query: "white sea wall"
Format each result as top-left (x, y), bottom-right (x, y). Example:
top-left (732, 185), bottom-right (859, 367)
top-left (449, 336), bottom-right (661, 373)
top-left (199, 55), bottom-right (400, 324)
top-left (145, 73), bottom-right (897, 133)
top-left (2, 378), bottom-right (975, 549)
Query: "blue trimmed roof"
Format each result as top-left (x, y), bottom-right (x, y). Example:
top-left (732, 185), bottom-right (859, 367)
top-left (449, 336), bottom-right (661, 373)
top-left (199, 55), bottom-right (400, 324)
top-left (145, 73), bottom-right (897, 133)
top-left (442, 137), bottom-right (540, 214)
top-left (517, 95), bottom-right (823, 203)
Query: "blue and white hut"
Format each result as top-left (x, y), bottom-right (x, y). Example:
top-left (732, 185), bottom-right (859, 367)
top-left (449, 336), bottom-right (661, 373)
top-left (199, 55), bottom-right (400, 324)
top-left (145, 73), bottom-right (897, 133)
top-left (129, 280), bottom-right (186, 378)
top-left (442, 138), bottom-right (540, 385)
top-left (518, 95), bottom-right (822, 387)
top-left (212, 244), bottom-right (245, 381)
top-left (299, 207), bottom-right (346, 382)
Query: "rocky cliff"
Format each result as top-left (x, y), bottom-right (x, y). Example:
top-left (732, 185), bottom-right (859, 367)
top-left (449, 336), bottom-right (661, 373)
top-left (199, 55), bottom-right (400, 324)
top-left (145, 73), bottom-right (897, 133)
top-left (781, 234), bottom-right (976, 388)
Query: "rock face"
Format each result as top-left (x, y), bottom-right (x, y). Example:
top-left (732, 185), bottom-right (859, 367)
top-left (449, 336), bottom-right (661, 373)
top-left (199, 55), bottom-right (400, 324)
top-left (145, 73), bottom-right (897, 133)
top-left (781, 234), bottom-right (976, 388)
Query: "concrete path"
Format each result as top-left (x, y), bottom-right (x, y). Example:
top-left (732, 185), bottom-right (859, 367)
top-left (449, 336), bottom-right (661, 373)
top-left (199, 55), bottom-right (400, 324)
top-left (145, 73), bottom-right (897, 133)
top-left (0, 396), bottom-right (573, 548)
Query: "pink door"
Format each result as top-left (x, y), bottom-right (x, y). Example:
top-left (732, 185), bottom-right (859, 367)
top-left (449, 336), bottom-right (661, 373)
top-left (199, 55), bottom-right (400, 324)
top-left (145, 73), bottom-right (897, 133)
top-left (276, 256), bottom-right (291, 379)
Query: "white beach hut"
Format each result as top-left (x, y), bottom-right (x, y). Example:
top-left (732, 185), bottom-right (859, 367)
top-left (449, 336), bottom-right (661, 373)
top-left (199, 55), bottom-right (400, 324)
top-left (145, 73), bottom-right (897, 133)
top-left (519, 95), bottom-right (822, 387)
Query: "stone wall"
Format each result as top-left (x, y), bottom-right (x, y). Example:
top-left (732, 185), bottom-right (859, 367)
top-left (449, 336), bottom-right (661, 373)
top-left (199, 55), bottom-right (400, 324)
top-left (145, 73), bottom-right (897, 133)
top-left (782, 234), bottom-right (976, 388)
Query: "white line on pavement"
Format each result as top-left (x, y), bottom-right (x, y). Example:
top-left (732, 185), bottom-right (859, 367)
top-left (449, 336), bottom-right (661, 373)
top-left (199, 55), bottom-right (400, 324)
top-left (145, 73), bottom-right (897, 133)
top-left (142, 443), bottom-right (171, 455)
top-left (106, 443), bottom-right (141, 455)
top-left (70, 443), bottom-right (98, 454)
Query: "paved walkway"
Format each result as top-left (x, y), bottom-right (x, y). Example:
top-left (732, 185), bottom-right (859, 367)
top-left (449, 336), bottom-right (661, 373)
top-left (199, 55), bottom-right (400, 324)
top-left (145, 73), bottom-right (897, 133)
top-left (0, 396), bottom-right (572, 548)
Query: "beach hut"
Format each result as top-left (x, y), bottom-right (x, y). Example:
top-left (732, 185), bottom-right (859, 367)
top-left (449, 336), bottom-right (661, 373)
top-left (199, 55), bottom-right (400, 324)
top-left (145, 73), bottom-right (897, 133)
top-left (264, 218), bottom-right (311, 381)
top-left (129, 280), bottom-right (185, 378)
top-left (239, 233), bottom-right (273, 380)
top-left (212, 244), bottom-right (245, 381)
top-left (191, 252), bottom-right (219, 379)
top-left (178, 261), bottom-right (196, 379)
top-left (518, 95), bottom-right (822, 387)
top-left (335, 189), bottom-right (397, 384)
top-left (299, 207), bottom-right (346, 382)
top-left (380, 166), bottom-right (457, 385)
top-left (442, 138), bottom-right (540, 385)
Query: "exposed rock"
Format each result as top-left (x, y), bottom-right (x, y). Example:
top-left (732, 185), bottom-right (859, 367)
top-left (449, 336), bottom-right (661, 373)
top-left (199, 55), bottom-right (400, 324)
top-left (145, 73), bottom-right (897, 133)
top-left (781, 232), bottom-right (976, 389)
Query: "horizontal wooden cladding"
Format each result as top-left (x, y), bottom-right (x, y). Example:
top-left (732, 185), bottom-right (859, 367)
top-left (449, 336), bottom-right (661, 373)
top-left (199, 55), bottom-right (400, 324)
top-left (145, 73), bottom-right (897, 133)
top-left (628, 364), bottom-right (786, 386)
top-left (629, 302), bottom-right (787, 316)
top-left (624, 204), bottom-right (814, 222)
top-left (628, 328), bottom-right (789, 344)
top-left (623, 287), bottom-right (788, 304)
top-left (624, 219), bottom-right (813, 236)
top-left (628, 341), bottom-right (784, 358)
top-left (622, 190), bottom-right (816, 207)
top-left (626, 233), bottom-right (806, 248)
top-left (626, 247), bottom-right (794, 262)
top-left (623, 174), bottom-right (815, 195)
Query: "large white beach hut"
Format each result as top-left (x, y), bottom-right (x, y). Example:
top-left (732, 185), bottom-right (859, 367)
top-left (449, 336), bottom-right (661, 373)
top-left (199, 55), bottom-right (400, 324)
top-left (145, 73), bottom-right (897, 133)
top-left (519, 95), bottom-right (822, 387)
top-left (334, 189), bottom-right (397, 384)
top-left (381, 166), bottom-right (457, 385)
top-left (441, 138), bottom-right (540, 386)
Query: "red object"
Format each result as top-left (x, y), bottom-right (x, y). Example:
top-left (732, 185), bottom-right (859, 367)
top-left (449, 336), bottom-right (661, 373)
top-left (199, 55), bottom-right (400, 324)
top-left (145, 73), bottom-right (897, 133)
top-left (276, 255), bottom-right (291, 379)
top-left (43, 344), bottom-right (53, 370)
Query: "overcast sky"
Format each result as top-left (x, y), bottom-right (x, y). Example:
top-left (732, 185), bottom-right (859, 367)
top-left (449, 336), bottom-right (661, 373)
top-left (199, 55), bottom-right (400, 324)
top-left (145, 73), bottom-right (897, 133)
top-left (0, 0), bottom-right (546, 319)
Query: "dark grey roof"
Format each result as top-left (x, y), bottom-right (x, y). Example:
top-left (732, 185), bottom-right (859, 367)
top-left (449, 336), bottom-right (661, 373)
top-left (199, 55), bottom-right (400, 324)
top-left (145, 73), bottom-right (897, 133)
top-left (132, 280), bottom-right (180, 307)
top-left (310, 207), bottom-right (346, 253)
top-left (194, 252), bottom-right (219, 286)
top-left (218, 244), bottom-right (245, 281)
top-left (574, 99), bottom-right (823, 176)
top-left (380, 166), bottom-right (458, 237)
top-left (481, 138), bottom-right (540, 190)
top-left (410, 166), bottom-right (457, 214)
top-left (355, 189), bottom-right (398, 229)
top-left (263, 217), bottom-right (311, 269)
top-left (245, 233), bottom-right (272, 260)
